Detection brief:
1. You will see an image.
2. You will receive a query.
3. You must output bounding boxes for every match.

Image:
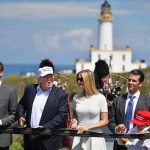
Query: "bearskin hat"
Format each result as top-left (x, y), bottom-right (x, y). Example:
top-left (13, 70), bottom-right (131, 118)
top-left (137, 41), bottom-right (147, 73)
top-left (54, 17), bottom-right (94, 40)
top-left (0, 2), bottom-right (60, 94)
top-left (94, 59), bottom-right (109, 78)
top-left (94, 59), bottom-right (109, 89)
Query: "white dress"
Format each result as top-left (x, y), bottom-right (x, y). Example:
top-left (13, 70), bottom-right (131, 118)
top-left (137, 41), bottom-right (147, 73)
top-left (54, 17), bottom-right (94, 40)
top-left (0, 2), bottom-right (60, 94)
top-left (71, 93), bottom-right (108, 150)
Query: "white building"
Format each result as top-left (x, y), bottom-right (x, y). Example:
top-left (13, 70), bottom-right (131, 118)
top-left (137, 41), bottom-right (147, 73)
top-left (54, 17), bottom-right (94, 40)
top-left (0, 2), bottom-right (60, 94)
top-left (75, 0), bottom-right (147, 73)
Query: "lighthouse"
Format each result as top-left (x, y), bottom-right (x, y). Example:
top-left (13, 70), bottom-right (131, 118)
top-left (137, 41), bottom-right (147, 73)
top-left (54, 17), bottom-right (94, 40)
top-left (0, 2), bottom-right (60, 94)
top-left (75, 0), bottom-right (147, 73)
top-left (98, 0), bottom-right (113, 50)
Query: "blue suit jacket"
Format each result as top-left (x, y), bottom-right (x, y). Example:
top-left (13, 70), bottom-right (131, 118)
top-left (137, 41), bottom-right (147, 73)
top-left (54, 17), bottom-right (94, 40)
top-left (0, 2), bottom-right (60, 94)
top-left (17, 84), bottom-right (69, 150)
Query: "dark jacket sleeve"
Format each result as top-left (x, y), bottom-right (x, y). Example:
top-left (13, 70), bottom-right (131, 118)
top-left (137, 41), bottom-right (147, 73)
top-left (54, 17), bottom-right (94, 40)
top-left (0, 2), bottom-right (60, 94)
top-left (17, 86), bottom-right (28, 119)
top-left (108, 97), bottom-right (119, 133)
top-left (108, 94), bottom-right (127, 133)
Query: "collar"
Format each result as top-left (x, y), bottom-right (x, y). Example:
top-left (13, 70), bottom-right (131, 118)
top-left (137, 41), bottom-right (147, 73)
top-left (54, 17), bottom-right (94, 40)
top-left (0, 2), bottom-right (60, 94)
top-left (0, 80), bottom-right (2, 87)
top-left (37, 84), bottom-right (52, 93)
top-left (127, 91), bottom-right (140, 99)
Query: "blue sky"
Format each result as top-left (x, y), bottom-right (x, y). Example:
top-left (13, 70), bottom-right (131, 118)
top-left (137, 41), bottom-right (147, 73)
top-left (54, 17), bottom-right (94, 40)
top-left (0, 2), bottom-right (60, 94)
top-left (0, 0), bottom-right (150, 66)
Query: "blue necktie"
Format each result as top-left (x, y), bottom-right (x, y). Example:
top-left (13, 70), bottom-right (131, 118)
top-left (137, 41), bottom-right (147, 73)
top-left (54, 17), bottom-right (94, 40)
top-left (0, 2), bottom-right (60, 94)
top-left (124, 95), bottom-right (135, 132)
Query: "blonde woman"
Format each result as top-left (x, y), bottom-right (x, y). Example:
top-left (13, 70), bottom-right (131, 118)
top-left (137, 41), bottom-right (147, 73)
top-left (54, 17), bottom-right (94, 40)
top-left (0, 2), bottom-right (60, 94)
top-left (70, 69), bottom-right (108, 150)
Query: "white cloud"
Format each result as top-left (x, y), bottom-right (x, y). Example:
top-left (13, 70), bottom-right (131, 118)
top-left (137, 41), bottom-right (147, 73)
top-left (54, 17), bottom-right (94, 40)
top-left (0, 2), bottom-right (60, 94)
top-left (0, 36), bottom-right (19, 49)
top-left (32, 32), bottom-right (60, 51)
top-left (46, 35), bottom-right (60, 48)
top-left (0, 2), bottom-right (97, 19)
top-left (114, 30), bottom-right (150, 54)
top-left (64, 28), bottom-right (93, 50)
top-left (32, 28), bottom-right (93, 52)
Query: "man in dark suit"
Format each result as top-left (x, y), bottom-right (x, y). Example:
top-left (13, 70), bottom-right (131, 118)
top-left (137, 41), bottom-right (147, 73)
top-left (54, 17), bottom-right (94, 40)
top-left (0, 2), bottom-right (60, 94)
top-left (17, 60), bottom-right (69, 150)
top-left (0, 62), bottom-right (18, 150)
top-left (108, 69), bottom-right (150, 150)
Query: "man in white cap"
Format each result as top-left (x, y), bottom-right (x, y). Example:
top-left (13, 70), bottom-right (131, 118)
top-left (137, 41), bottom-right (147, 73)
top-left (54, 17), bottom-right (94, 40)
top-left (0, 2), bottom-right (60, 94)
top-left (17, 60), bottom-right (69, 150)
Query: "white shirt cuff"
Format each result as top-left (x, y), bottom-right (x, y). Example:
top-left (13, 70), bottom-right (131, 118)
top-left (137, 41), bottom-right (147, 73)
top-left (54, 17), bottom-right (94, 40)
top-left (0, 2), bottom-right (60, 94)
top-left (0, 120), bottom-right (2, 125)
top-left (125, 141), bottom-right (132, 146)
top-left (115, 126), bottom-right (118, 133)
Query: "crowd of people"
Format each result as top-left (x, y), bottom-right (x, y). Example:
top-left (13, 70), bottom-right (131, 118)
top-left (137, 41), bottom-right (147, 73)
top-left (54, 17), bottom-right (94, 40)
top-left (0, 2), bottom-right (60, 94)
top-left (0, 59), bottom-right (150, 150)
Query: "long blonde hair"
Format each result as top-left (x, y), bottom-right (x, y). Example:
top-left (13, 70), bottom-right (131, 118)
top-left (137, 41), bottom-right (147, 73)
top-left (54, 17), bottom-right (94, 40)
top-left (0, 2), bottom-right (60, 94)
top-left (77, 69), bottom-right (99, 96)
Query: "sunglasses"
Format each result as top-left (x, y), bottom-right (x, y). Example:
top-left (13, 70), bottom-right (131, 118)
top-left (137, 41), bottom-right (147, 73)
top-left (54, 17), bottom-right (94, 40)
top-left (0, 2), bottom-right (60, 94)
top-left (76, 77), bottom-right (83, 82)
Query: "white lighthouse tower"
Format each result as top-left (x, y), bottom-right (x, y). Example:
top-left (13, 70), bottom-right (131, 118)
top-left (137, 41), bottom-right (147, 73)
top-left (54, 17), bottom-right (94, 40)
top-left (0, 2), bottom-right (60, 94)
top-left (98, 0), bottom-right (113, 50)
top-left (75, 0), bottom-right (147, 73)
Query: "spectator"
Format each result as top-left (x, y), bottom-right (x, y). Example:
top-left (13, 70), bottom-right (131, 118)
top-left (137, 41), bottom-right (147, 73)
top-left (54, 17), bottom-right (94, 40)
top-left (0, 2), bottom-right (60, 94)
top-left (0, 62), bottom-right (18, 150)
top-left (70, 69), bottom-right (108, 150)
top-left (17, 59), bottom-right (69, 150)
top-left (108, 69), bottom-right (150, 150)
top-left (119, 110), bottom-right (150, 149)
top-left (94, 59), bottom-right (115, 115)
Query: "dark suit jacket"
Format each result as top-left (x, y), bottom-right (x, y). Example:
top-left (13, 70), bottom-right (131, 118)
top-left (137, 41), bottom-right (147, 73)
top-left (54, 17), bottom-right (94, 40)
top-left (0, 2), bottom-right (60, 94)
top-left (108, 93), bottom-right (150, 150)
top-left (0, 82), bottom-right (18, 147)
top-left (17, 84), bottom-right (69, 150)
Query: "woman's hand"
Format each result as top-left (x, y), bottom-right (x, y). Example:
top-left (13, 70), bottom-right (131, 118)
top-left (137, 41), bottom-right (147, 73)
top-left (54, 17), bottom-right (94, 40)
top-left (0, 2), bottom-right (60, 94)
top-left (70, 118), bottom-right (78, 130)
top-left (77, 126), bottom-right (89, 134)
top-left (137, 131), bottom-right (145, 134)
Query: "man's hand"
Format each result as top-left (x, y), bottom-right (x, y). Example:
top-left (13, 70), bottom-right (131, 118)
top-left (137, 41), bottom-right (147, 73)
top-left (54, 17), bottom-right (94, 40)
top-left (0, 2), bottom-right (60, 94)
top-left (116, 124), bottom-right (126, 133)
top-left (19, 117), bottom-right (26, 127)
top-left (37, 126), bottom-right (43, 128)
top-left (120, 138), bottom-right (129, 144)
top-left (107, 100), bottom-right (113, 107)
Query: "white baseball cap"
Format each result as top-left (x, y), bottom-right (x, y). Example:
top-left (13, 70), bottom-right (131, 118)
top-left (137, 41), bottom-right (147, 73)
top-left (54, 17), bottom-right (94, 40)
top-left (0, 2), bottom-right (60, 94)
top-left (38, 66), bottom-right (53, 77)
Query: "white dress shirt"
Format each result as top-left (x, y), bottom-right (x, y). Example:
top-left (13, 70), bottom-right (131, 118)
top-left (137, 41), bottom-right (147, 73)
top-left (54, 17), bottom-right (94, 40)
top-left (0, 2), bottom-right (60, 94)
top-left (30, 85), bottom-right (51, 128)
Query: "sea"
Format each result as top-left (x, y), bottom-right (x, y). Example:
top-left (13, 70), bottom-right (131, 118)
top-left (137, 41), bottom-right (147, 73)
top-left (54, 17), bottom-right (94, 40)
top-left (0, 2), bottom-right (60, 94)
top-left (3, 64), bottom-right (75, 78)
